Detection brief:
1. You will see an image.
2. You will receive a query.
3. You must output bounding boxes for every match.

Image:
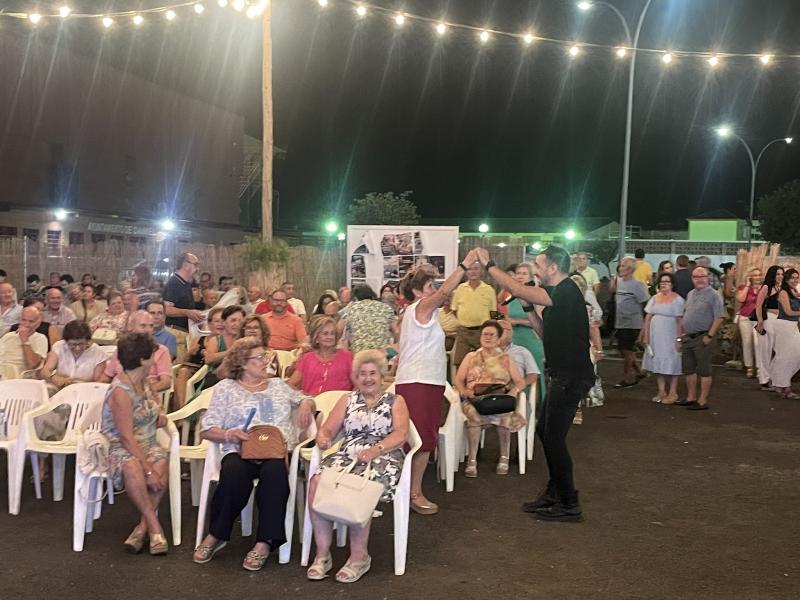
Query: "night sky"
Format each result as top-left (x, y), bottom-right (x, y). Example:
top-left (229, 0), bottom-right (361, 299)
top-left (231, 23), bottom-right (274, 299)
top-left (10, 1), bottom-right (800, 230)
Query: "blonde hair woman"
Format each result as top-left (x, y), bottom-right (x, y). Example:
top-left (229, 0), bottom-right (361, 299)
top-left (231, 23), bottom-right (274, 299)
top-left (288, 316), bottom-right (353, 394)
top-left (735, 267), bottom-right (763, 378)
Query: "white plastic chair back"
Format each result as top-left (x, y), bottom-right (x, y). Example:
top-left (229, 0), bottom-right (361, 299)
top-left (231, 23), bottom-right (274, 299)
top-left (96, 345), bottom-right (117, 359)
top-left (167, 386), bottom-right (215, 505)
top-left (0, 379), bottom-right (48, 442)
top-left (437, 382), bottom-right (465, 492)
top-left (525, 380), bottom-right (539, 462)
top-left (273, 350), bottom-right (298, 378)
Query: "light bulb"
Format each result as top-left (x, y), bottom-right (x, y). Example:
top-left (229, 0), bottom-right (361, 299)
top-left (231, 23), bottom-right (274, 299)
top-left (479, 30), bottom-right (490, 43)
top-left (435, 22), bottom-right (447, 35)
top-left (707, 55), bottom-right (719, 67)
top-left (355, 4), bottom-right (366, 17)
top-left (523, 33), bottom-right (534, 45)
top-left (165, 10), bottom-right (176, 21)
top-left (102, 16), bottom-right (114, 28)
top-left (232, 0), bottom-right (245, 11)
top-left (58, 6), bottom-right (72, 18)
top-left (28, 13), bottom-right (42, 24)
top-left (218, 0), bottom-right (228, 7)
top-left (759, 54), bottom-right (772, 65)
top-left (318, 0), bottom-right (329, 6)
top-left (661, 52), bottom-right (673, 64)
top-left (616, 47), bottom-right (627, 58)
top-left (569, 45), bottom-right (580, 57)
top-left (132, 14), bottom-right (144, 25)
top-left (394, 13), bottom-right (405, 26)
top-left (194, 3), bottom-right (205, 14)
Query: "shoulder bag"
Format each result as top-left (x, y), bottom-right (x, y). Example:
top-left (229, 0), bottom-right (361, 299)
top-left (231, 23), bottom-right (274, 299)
top-left (240, 425), bottom-right (288, 461)
top-left (312, 460), bottom-right (384, 527)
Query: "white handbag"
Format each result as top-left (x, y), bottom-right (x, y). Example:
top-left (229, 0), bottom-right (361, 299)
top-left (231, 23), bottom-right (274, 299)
top-left (91, 328), bottom-right (118, 345)
top-left (312, 460), bottom-right (384, 527)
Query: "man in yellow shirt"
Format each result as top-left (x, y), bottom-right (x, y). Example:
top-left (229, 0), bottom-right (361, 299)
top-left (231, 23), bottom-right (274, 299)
top-left (633, 249), bottom-right (653, 287)
top-left (451, 260), bottom-right (497, 366)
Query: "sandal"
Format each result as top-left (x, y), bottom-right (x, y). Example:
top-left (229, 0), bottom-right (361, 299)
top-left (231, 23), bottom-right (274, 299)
top-left (662, 394), bottom-right (678, 405)
top-left (149, 532), bottom-right (168, 556)
top-left (335, 556), bottom-right (372, 583)
top-left (306, 554), bottom-right (333, 580)
top-left (123, 525), bottom-right (147, 554)
top-left (495, 456), bottom-right (509, 476)
top-left (464, 459), bottom-right (478, 478)
top-left (243, 548), bottom-right (269, 571)
top-left (193, 539), bottom-right (227, 564)
top-left (572, 409), bottom-right (583, 425)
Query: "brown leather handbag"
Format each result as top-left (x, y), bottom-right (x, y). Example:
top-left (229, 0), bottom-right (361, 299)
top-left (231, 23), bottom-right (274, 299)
top-left (240, 425), bottom-right (288, 460)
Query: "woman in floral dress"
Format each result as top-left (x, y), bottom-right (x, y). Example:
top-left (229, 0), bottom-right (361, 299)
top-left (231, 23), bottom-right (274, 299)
top-left (306, 350), bottom-right (410, 584)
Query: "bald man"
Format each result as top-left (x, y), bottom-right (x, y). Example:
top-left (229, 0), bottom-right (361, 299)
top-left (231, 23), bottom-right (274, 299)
top-left (100, 310), bottom-right (172, 392)
top-left (0, 306), bottom-right (48, 372)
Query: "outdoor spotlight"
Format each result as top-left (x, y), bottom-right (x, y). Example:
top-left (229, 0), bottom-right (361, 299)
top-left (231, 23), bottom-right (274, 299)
top-left (435, 22), bottom-right (447, 35)
top-left (661, 52), bottom-right (673, 64)
top-left (479, 30), bottom-right (490, 43)
top-left (569, 45), bottom-right (580, 57)
top-left (577, 1), bottom-right (592, 10)
top-left (355, 4), bottom-right (366, 17)
top-left (478, 223), bottom-right (489, 233)
top-left (565, 229), bottom-right (577, 240)
top-left (531, 242), bottom-right (542, 251)
top-left (102, 16), bottom-right (114, 27)
top-left (165, 10), bottom-right (177, 21)
top-left (707, 55), bottom-right (720, 67)
top-left (160, 218), bottom-right (176, 232)
top-left (132, 14), bottom-right (144, 25)
top-left (785, 137), bottom-right (793, 144)
top-left (716, 126), bottom-right (732, 138)
top-left (497, 242), bottom-right (507, 248)
top-left (194, 3), bottom-right (205, 14)
top-left (394, 13), bottom-right (405, 26)
top-left (337, 232), bottom-right (346, 241)
top-left (325, 221), bottom-right (338, 233)
top-left (54, 209), bottom-right (68, 221)
top-left (59, 6), bottom-right (72, 18)
top-left (759, 54), bottom-right (772, 65)
top-left (616, 47), bottom-right (627, 58)
top-left (523, 33), bottom-right (535, 45)
top-left (28, 13), bottom-right (42, 24)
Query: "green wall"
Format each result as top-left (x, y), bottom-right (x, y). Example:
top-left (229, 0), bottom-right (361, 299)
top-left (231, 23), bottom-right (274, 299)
top-left (688, 220), bottom-right (740, 242)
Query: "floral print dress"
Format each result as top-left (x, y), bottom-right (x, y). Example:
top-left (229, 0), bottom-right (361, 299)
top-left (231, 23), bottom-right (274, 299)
top-left (317, 391), bottom-right (405, 502)
top-left (461, 349), bottom-right (527, 433)
top-left (101, 382), bottom-right (167, 490)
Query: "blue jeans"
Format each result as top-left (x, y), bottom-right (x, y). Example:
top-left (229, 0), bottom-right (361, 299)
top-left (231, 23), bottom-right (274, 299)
top-left (537, 375), bottom-right (594, 503)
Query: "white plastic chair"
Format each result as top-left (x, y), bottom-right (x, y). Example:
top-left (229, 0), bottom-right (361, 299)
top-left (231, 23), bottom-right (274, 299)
top-left (167, 387), bottom-right (215, 506)
top-left (437, 383), bottom-right (465, 492)
top-left (0, 364), bottom-right (21, 380)
top-left (96, 345), bottom-right (118, 359)
top-left (525, 380), bottom-right (539, 462)
top-left (273, 350), bottom-right (298, 378)
top-left (194, 419), bottom-right (317, 564)
top-left (301, 420), bottom-right (423, 576)
top-left (73, 419), bottom-right (181, 551)
top-left (10, 382), bottom-right (110, 515)
top-left (0, 379), bottom-right (49, 512)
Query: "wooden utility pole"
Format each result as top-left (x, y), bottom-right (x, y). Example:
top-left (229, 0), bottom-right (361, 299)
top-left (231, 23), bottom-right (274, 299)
top-left (261, 4), bottom-right (274, 241)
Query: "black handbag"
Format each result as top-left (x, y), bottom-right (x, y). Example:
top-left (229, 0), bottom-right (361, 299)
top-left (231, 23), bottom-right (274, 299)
top-left (472, 394), bottom-right (517, 416)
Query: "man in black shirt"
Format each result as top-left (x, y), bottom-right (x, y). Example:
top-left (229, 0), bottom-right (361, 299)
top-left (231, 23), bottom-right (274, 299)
top-left (673, 254), bottom-right (694, 299)
top-left (477, 245), bottom-right (594, 522)
top-left (163, 253), bottom-right (203, 331)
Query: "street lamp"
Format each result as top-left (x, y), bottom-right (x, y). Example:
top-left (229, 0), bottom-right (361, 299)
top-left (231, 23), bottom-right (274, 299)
top-left (478, 223), bottom-right (489, 233)
top-left (565, 229), bottom-right (577, 240)
top-left (159, 218), bottom-right (176, 232)
top-left (577, 0), bottom-right (655, 258)
top-left (715, 125), bottom-right (793, 248)
top-left (324, 220), bottom-right (338, 233)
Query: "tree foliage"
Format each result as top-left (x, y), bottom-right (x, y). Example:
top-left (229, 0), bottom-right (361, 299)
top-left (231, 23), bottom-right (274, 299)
top-left (579, 240), bottom-right (619, 272)
top-left (758, 180), bottom-right (800, 251)
top-left (239, 236), bottom-right (290, 273)
top-left (347, 191), bottom-right (421, 225)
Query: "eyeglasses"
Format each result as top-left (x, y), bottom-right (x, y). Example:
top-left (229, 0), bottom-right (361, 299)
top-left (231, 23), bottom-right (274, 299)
top-left (247, 354), bottom-right (267, 362)
top-left (692, 275), bottom-right (709, 279)
top-left (67, 341), bottom-right (89, 349)
top-left (186, 260), bottom-right (199, 266)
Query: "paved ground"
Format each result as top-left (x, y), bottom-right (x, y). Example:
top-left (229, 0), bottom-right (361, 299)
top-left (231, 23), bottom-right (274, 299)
top-left (2, 361), bottom-right (799, 600)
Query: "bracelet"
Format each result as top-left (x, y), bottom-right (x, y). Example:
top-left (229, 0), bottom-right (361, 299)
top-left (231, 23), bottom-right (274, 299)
top-left (485, 260), bottom-right (496, 270)
top-left (522, 304), bottom-right (536, 313)
top-left (458, 262), bottom-right (468, 272)
top-left (377, 443), bottom-right (385, 453)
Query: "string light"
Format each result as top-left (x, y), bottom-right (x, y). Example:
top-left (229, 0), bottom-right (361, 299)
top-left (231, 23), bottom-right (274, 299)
top-left (194, 3), bottom-right (205, 14)
top-left (759, 54), bottom-right (773, 65)
top-left (616, 47), bottom-right (627, 58)
top-left (479, 30), bottom-right (490, 44)
top-left (218, 0), bottom-right (228, 7)
top-left (355, 4), bottom-right (366, 18)
top-left (132, 14), bottom-right (144, 26)
top-left (28, 13), bottom-right (42, 24)
top-left (523, 32), bottom-right (535, 45)
top-left (102, 16), bottom-right (114, 28)
top-left (661, 52), bottom-right (673, 64)
top-left (394, 13), bottom-right (405, 27)
top-left (707, 55), bottom-right (719, 67)
top-left (165, 10), bottom-right (177, 21)
top-left (318, 0), bottom-right (329, 7)
top-left (58, 6), bottom-right (72, 18)
top-left (435, 22), bottom-right (447, 36)
top-left (232, 0), bottom-right (245, 12)
top-left (246, 6), bottom-right (260, 18)
top-left (569, 45), bottom-right (580, 57)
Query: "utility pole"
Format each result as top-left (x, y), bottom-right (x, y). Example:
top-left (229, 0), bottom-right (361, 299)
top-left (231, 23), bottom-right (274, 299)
top-left (261, 4), bottom-right (273, 241)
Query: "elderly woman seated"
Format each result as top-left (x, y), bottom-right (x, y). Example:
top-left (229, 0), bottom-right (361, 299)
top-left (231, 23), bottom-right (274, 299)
top-left (100, 333), bottom-right (170, 555)
top-left (306, 350), bottom-right (409, 583)
top-left (89, 291), bottom-right (129, 340)
top-left (193, 337), bottom-right (315, 571)
top-left (454, 320), bottom-right (526, 478)
top-left (40, 320), bottom-right (107, 391)
top-left (288, 315), bottom-right (352, 394)
top-left (173, 306), bottom-right (224, 409)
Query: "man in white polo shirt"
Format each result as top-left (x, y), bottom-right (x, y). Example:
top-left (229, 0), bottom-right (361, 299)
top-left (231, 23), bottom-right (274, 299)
top-left (0, 306), bottom-right (48, 373)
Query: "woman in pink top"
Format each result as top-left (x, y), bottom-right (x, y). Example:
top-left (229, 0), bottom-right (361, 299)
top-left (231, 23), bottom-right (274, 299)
top-left (288, 316), bottom-right (352, 394)
top-left (736, 267), bottom-right (763, 378)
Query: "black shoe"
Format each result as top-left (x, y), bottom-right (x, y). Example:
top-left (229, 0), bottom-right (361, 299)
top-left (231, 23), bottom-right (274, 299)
top-left (614, 380), bottom-right (637, 389)
top-left (687, 403), bottom-right (709, 411)
top-left (522, 484), bottom-right (557, 513)
top-left (533, 502), bottom-right (583, 523)
top-left (674, 399), bottom-right (697, 406)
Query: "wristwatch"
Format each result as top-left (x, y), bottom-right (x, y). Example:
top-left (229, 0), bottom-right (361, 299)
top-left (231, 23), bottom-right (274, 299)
top-left (377, 443), bottom-right (385, 453)
top-left (485, 260), bottom-right (497, 270)
top-left (459, 262), bottom-right (468, 272)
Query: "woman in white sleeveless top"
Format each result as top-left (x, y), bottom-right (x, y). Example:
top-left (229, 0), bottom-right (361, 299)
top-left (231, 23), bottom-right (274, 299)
top-left (395, 248), bottom-right (478, 515)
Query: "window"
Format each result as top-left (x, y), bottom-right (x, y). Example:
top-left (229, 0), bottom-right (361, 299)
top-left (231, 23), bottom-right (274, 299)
top-left (68, 231), bottom-right (84, 246)
top-left (110, 235), bottom-right (124, 243)
top-left (91, 233), bottom-right (106, 244)
top-left (128, 236), bottom-right (145, 245)
top-left (0, 226), bottom-right (17, 237)
top-left (23, 228), bottom-right (39, 241)
top-left (46, 230), bottom-right (62, 258)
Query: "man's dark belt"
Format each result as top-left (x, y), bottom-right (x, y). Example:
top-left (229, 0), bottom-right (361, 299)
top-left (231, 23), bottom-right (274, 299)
top-left (685, 331), bottom-right (708, 339)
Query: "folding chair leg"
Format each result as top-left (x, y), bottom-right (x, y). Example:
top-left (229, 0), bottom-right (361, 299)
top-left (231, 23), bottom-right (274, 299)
top-left (31, 453), bottom-right (42, 500)
top-left (53, 454), bottom-right (66, 501)
top-left (72, 471), bottom-right (88, 552)
top-left (241, 490), bottom-right (255, 537)
top-left (190, 459), bottom-right (203, 506)
top-left (335, 523), bottom-right (347, 547)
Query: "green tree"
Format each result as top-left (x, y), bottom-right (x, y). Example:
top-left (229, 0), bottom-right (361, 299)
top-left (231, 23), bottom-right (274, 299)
top-left (758, 179), bottom-right (800, 251)
top-left (579, 240), bottom-right (619, 274)
top-left (347, 191), bottom-right (421, 225)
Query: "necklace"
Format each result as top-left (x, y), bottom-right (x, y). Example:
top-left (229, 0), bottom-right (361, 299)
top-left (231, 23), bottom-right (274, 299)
top-left (239, 377), bottom-right (268, 390)
top-left (121, 371), bottom-right (144, 396)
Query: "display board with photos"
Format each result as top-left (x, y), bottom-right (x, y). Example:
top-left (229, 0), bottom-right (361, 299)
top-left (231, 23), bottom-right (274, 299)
top-left (346, 225), bottom-right (460, 296)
